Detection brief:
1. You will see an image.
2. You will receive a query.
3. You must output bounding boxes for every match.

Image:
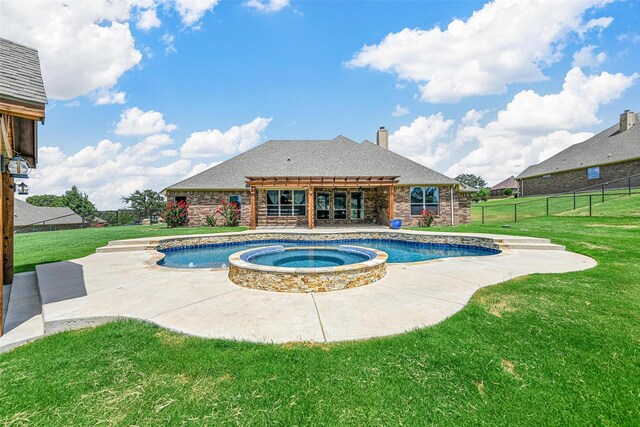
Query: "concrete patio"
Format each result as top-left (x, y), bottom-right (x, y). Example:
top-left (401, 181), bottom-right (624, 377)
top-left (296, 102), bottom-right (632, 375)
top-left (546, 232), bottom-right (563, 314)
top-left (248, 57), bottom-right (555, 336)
top-left (0, 230), bottom-right (596, 351)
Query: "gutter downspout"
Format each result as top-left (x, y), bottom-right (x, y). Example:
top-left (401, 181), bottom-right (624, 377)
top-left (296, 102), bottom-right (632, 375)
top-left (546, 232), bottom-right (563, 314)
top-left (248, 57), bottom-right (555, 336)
top-left (450, 186), bottom-right (455, 226)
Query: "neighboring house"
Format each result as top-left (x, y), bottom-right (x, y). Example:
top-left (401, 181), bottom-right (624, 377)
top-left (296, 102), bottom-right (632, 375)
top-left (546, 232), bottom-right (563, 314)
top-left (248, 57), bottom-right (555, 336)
top-left (14, 199), bottom-right (84, 233)
top-left (490, 176), bottom-right (518, 197)
top-left (0, 38), bottom-right (47, 332)
top-left (164, 129), bottom-right (472, 228)
top-left (517, 110), bottom-right (640, 197)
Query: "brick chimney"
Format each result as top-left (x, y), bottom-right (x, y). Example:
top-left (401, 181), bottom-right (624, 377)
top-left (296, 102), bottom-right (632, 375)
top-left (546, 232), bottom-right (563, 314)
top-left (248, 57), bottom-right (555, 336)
top-left (620, 110), bottom-right (636, 132)
top-left (376, 126), bottom-right (388, 149)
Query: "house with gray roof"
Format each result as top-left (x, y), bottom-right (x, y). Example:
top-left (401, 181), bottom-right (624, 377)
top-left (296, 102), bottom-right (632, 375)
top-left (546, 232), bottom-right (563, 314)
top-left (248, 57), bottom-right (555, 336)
top-left (490, 176), bottom-right (518, 198)
top-left (14, 199), bottom-right (84, 233)
top-left (516, 110), bottom-right (640, 197)
top-left (164, 128), bottom-right (472, 228)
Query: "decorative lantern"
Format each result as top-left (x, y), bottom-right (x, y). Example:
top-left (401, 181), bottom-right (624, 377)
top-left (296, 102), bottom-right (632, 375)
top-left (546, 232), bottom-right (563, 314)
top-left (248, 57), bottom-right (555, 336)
top-left (15, 181), bottom-right (30, 195)
top-left (1, 154), bottom-right (31, 178)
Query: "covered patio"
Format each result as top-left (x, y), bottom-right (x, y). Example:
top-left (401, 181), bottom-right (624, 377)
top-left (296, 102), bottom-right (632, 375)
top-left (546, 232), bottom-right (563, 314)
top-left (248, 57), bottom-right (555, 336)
top-left (246, 176), bottom-right (399, 229)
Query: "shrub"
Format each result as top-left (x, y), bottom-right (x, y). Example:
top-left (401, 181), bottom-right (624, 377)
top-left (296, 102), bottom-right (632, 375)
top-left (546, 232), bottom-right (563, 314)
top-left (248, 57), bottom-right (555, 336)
top-left (205, 215), bottom-right (218, 227)
top-left (216, 201), bottom-right (240, 227)
top-left (472, 188), bottom-right (489, 203)
top-left (418, 209), bottom-right (435, 227)
top-left (164, 201), bottom-right (189, 227)
top-left (503, 188), bottom-right (514, 196)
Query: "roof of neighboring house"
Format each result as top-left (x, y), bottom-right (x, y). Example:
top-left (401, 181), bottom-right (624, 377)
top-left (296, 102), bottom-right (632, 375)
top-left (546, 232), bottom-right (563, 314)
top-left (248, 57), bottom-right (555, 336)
top-left (458, 183), bottom-right (479, 193)
top-left (14, 199), bottom-right (83, 227)
top-left (166, 136), bottom-right (458, 191)
top-left (0, 38), bottom-right (47, 107)
top-left (517, 121), bottom-right (640, 179)
top-left (491, 176), bottom-right (518, 191)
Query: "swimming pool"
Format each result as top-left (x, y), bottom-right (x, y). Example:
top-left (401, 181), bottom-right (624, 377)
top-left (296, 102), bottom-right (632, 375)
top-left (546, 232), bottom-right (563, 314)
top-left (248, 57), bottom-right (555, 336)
top-left (158, 239), bottom-right (500, 269)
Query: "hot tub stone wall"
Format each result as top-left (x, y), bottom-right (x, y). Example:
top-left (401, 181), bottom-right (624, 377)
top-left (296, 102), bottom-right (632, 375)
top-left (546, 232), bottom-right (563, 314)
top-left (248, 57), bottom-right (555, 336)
top-left (156, 231), bottom-right (501, 252)
top-left (228, 262), bottom-right (387, 293)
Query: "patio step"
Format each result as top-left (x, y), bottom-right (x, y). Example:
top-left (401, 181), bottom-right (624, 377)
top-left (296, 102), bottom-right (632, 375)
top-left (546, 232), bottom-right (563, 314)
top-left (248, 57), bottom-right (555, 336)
top-left (494, 237), bottom-right (551, 244)
top-left (107, 238), bottom-right (158, 246)
top-left (96, 244), bottom-right (157, 253)
top-left (0, 272), bottom-right (45, 352)
top-left (499, 242), bottom-right (565, 251)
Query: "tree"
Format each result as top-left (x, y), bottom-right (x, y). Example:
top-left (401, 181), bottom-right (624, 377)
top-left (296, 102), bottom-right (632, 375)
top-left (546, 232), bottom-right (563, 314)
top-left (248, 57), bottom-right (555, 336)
top-left (26, 194), bottom-right (65, 207)
top-left (455, 173), bottom-right (487, 189)
top-left (62, 186), bottom-right (97, 221)
top-left (122, 189), bottom-right (166, 224)
top-left (472, 188), bottom-right (490, 203)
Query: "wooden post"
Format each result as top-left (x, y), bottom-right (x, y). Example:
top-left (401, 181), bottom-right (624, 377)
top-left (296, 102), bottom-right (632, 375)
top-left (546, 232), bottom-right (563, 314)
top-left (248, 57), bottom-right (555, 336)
top-left (250, 186), bottom-right (256, 229)
top-left (307, 186), bottom-right (314, 229)
top-left (388, 185), bottom-right (395, 224)
top-left (0, 170), bottom-right (3, 335)
top-left (2, 174), bottom-right (13, 285)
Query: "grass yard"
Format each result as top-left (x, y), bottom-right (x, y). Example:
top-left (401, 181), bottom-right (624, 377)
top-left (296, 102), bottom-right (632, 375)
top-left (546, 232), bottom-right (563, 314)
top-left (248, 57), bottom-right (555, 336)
top-left (471, 191), bottom-right (640, 223)
top-left (14, 225), bottom-right (248, 274)
top-left (1, 215), bottom-right (639, 425)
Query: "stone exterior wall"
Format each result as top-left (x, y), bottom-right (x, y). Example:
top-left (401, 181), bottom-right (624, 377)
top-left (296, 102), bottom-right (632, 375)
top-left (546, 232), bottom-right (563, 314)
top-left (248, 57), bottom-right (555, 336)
top-left (519, 159), bottom-right (640, 197)
top-left (165, 190), bottom-right (252, 227)
top-left (166, 185), bottom-right (472, 228)
top-left (393, 186), bottom-right (469, 226)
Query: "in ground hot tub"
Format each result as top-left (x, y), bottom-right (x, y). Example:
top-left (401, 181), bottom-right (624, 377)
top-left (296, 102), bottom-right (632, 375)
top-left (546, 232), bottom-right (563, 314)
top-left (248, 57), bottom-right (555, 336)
top-left (228, 245), bottom-right (388, 293)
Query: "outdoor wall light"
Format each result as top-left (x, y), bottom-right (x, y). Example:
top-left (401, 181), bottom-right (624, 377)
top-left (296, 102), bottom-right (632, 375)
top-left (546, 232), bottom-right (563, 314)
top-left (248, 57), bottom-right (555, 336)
top-left (15, 181), bottom-right (30, 195)
top-left (1, 154), bottom-right (31, 178)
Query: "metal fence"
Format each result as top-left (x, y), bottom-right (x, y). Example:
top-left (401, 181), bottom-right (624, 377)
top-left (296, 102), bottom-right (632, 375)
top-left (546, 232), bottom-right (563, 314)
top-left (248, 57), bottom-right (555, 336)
top-left (475, 174), bottom-right (640, 224)
top-left (96, 209), bottom-right (161, 226)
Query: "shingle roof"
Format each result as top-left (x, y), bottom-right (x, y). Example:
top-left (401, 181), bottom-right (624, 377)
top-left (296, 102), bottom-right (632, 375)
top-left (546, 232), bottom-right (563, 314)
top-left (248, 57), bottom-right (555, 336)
top-left (491, 176), bottom-right (518, 191)
top-left (14, 199), bottom-right (83, 227)
top-left (517, 120), bottom-right (640, 179)
top-left (0, 38), bottom-right (47, 107)
top-left (166, 136), bottom-right (458, 191)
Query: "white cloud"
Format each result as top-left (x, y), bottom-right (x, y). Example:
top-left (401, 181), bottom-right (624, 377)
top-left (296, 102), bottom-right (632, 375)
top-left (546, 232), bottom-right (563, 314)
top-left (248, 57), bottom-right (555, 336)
top-left (29, 138), bottom-right (192, 209)
top-left (137, 7), bottom-right (162, 30)
top-left (572, 45), bottom-right (607, 68)
top-left (0, 0), bottom-right (143, 100)
top-left (461, 109), bottom-right (489, 126)
top-left (181, 117), bottom-right (272, 159)
top-left (391, 104), bottom-right (410, 117)
top-left (347, 0), bottom-right (614, 103)
top-left (581, 16), bottom-right (614, 34)
top-left (161, 33), bottom-right (177, 54)
top-left (244, 0), bottom-right (290, 13)
top-left (388, 114), bottom-right (454, 168)
top-left (445, 67), bottom-right (637, 183)
top-left (92, 89), bottom-right (127, 105)
top-left (114, 107), bottom-right (177, 136)
top-left (174, 0), bottom-right (219, 26)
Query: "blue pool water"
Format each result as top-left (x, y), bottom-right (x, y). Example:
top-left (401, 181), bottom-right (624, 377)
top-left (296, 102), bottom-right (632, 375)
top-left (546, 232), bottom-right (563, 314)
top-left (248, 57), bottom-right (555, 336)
top-left (158, 239), bottom-right (499, 269)
top-left (245, 247), bottom-right (371, 268)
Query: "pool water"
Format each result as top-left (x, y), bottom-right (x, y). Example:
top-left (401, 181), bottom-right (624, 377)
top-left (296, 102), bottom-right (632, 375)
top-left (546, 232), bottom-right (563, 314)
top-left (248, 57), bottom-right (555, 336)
top-left (247, 248), bottom-right (371, 268)
top-left (158, 239), bottom-right (499, 269)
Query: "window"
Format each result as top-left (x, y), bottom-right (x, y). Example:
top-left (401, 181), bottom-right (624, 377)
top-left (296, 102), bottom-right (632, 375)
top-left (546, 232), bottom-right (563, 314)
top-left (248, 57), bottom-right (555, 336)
top-left (229, 195), bottom-right (242, 219)
top-left (410, 187), bottom-right (439, 216)
top-left (334, 192), bottom-right (347, 219)
top-left (543, 174), bottom-right (551, 179)
top-left (266, 190), bottom-right (306, 216)
top-left (174, 196), bottom-right (187, 203)
top-left (587, 166), bottom-right (600, 180)
top-left (316, 193), bottom-right (330, 219)
top-left (350, 192), bottom-right (364, 219)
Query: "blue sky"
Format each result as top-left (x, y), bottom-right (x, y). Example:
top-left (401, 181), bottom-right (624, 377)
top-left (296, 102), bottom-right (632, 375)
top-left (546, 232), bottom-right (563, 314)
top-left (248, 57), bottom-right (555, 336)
top-left (1, 0), bottom-right (639, 209)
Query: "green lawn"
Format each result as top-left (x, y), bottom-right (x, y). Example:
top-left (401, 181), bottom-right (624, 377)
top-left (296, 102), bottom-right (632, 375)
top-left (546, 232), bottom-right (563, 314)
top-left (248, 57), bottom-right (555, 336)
top-left (14, 225), bottom-right (248, 273)
top-left (472, 191), bottom-right (640, 223)
top-left (1, 216), bottom-right (639, 425)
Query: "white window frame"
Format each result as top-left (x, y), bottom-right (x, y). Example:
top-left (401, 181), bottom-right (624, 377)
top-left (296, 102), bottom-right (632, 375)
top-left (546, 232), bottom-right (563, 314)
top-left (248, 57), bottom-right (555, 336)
top-left (333, 192), bottom-right (347, 220)
top-left (410, 187), bottom-right (439, 216)
top-left (587, 166), bottom-right (600, 180)
top-left (266, 190), bottom-right (306, 216)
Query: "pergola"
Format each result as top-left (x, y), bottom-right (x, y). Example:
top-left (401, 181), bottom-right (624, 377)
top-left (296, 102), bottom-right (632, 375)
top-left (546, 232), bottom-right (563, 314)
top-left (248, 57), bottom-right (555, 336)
top-left (245, 175), bottom-right (400, 229)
